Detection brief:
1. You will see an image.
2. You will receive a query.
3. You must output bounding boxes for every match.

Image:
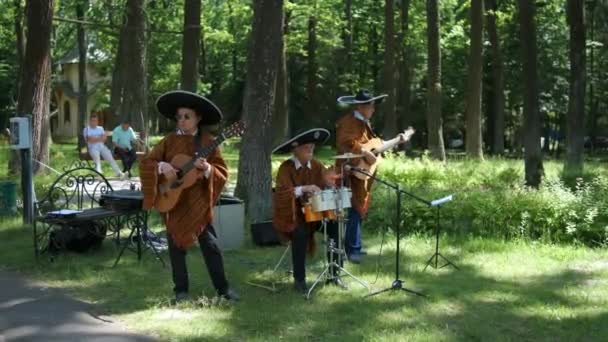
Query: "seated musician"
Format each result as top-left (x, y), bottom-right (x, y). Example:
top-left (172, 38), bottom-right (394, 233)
top-left (273, 128), bottom-right (345, 294)
top-left (139, 90), bottom-right (238, 304)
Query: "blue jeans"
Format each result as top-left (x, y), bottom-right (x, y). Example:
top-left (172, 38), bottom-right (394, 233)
top-left (345, 208), bottom-right (362, 255)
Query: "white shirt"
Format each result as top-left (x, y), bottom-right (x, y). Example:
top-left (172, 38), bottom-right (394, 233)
top-left (83, 126), bottom-right (106, 149)
top-left (291, 157), bottom-right (311, 198)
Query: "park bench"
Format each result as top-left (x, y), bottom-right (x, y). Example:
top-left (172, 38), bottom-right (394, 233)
top-left (77, 130), bottom-right (148, 161)
top-left (33, 164), bottom-right (164, 266)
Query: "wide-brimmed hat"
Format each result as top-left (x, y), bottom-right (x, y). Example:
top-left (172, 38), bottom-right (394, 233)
top-left (272, 128), bottom-right (330, 154)
top-left (156, 90), bottom-right (223, 125)
top-left (337, 89), bottom-right (388, 105)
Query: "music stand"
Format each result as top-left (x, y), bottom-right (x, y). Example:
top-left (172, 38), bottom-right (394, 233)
top-left (113, 210), bottom-right (166, 268)
top-left (423, 195), bottom-right (458, 271)
top-left (346, 167), bottom-right (427, 299)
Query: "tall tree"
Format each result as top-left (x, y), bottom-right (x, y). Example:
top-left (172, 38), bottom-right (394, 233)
top-left (382, 0), bottom-right (398, 138)
top-left (76, 0), bottom-right (88, 131)
top-left (109, 16), bottom-right (128, 120)
top-left (272, 12), bottom-right (289, 146)
top-left (485, 0), bottom-right (505, 154)
top-left (16, 0), bottom-right (54, 174)
top-left (305, 14), bottom-right (318, 125)
top-left (120, 0), bottom-right (147, 132)
top-left (397, 0), bottom-right (412, 130)
top-left (426, 0), bottom-right (446, 161)
top-left (564, 0), bottom-right (586, 175)
top-left (180, 0), bottom-right (201, 92)
top-left (465, 0), bottom-right (484, 159)
top-left (518, 0), bottom-right (543, 187)
top-left (14, 0), bottom-right (25, 98)
top-left (341, 0), bottom-right (353, 89)
top-left (235, 0), bottom-right (284, 223)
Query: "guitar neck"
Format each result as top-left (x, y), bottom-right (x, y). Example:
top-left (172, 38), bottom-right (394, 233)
top-left (180, 134), bottom-right (226, 175)
top-left (375, 136), bottom-right (402, 154)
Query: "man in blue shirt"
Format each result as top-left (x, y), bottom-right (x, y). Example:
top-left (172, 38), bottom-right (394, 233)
top-left (112, 120), bottom-right (137, 178)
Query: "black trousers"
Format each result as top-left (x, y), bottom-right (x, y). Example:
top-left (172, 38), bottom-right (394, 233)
top-left (166, 224), bottom-right (229, 295)
top-left (114, 147), bottom-right (137, 172)
top-left (292, 220), bottom-right (342, 282)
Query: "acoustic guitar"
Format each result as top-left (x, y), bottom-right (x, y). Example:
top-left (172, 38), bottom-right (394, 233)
top-left (154, 121), bottom-right (245, 212)
top-left (353, 127), bottom-right (415, 180)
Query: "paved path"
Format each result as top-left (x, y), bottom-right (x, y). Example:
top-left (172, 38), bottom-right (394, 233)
top-left (0, 271), bottom-right (155, 342)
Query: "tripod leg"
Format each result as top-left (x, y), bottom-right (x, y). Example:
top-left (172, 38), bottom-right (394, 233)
top-left (365, 286), bottom-right (394, 298)
top-left (424, 253), bottom-right (439, 271)
top-left (336, 265), bottom-right (370, 291)
top-left (113, 223), bottom-right (137, 268)
top-left (399, 287), bottom-right (428, 298)
top-left (437, 253), bottom-right (459, 270)
top-left (273, 243), bottom-right (291, 273)
top-left (306, 267), bottom-right (329, 300)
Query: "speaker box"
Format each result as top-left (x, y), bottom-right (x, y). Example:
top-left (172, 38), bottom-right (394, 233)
top-left (251, 221), bottom-right (281, 246)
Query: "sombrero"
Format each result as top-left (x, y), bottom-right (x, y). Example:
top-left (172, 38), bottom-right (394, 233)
top-left (156, 90), bottom-right (223, 125)
top-left (337, 89), bottom-right (388, 105)
top-left (272, 128), bottom-right (330, 154)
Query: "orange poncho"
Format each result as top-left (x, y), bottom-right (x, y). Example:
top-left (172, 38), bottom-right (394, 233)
top-left (139, 132), bottom-right (228, 249)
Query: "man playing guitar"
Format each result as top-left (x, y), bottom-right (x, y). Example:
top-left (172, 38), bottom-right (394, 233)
top-left (335, 89), bottom-right (414, 263)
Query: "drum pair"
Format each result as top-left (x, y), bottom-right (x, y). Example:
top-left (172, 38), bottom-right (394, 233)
top-left (303, 188), bottom-right (352, 222)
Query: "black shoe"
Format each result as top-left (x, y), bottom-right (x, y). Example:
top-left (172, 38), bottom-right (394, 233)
top-left (347, 253), bottom-right (362, 264)
top-left (171, 291), bottom-right (188, 305)
top-left (294, 280), bottom-right (309, 294)
top-left (219, 288), bottom-right (240, 302)
top-left (127, 170), bottom-right (132, 178)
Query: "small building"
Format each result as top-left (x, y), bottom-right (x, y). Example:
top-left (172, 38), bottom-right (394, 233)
top-left (52, 45), bottom-right (108, 138)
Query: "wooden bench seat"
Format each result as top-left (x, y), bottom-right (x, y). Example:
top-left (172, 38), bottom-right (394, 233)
top-left (78, 130), bottom-right (147, 161)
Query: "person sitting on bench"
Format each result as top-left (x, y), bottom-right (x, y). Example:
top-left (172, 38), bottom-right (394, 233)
top-left (83, 114), bottom-right (127, 179)
top-left (112, 120), bottom-right (137, 178)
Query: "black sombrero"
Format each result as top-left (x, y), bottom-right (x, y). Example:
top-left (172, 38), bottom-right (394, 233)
top-left (156, 90), bottom-right (223, 125)
top-left (337, 89), bottom-right (388, 105)
top-left (272, 128), bottom-right (330, 154)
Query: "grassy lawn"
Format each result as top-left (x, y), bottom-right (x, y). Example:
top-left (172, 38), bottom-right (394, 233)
top-left (1, 217), bottom-right (607, 341)
top-left (1, 140), bottom-right (608, 340)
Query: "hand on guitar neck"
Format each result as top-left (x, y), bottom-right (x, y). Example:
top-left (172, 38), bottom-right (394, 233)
top-left (352, 127), bottom-right (415, 181)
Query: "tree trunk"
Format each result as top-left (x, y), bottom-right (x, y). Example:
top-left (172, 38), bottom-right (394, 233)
top-left (180, 0), bottom-right (201, 92)
top-left (305, 15), bottom-right (318, 124)
top-left (272, 13), bottom-right (289, 146)
top-left (382, 0), bottom-right (398, 138)
top-left (109, 17), bottom-right (128, 119)
top-left (426, 0), bottom-right (446, 161)
top-left (485, 0), bottom-right (505, 155)
top-left (397, 0), bottom-right (412, 130)
top-left (234, 0), bottom-right (284, 223)
top-left (14, 0), bottom-right (25, 99)
top-left (564, 0), bottom-right (586, 176)
top-left (341, 0), bottom-right (353, 89)
top-left (76, 0), bottom-right (88, 131)
top-left (16, 0), bottom-right (54, 175)
top-left (465, 0), bottom-right (484, 159)
top-left (120, 0), bottom-right (147, 132)
top-left (518, 0), bottom-right (543, 187)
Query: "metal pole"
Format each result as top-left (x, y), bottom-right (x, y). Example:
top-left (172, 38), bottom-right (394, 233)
top-left (21, 115), bottom-right (34, 225)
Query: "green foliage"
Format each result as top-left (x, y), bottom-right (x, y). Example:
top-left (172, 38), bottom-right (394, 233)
top-left (366, 154), bottom-right (608, 247)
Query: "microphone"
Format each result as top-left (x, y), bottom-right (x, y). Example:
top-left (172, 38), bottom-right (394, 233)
top-left (430, 194), bottom-right (453, 207)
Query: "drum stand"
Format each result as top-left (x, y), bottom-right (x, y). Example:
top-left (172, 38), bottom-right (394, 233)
top-left (306, 190), bottom-right (370, 300)
top-left (246, 242), bottom-right (292, 292)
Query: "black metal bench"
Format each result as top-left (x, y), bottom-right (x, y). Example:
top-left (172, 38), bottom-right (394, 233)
top-left (33, 165), bottom-right (163, 266)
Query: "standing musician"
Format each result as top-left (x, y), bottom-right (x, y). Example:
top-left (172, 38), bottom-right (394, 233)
top-left (139, 90), bottom-right (238, 304)
top-left (273, 128), bottom-right (345, 294)
top-left (335, 89), bottom-right (411, 263)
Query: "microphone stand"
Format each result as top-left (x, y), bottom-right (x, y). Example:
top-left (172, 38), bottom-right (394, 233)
top-left (347, 167), bottom-right (427, 299)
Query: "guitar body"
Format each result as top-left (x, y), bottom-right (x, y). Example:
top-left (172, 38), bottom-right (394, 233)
top-left (350, 127), bottom-right (415, 181)
top-left (353, 138), bottom-right (383, 181)
top-left (150, 121), bottom-right (246, 213)
top-left (154, 154), bottom-right (202, 213)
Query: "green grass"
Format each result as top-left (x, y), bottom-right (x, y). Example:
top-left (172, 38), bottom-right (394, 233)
top-left (2, 140), bottom-right (608, 340)
top-left (1, 217), bottom-right (607, 341)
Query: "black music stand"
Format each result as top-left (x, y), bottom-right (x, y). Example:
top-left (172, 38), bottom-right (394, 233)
top-left (347, 167), bottom-right (427, 299)
top-left (424, 195), bottom-right (458, 271)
